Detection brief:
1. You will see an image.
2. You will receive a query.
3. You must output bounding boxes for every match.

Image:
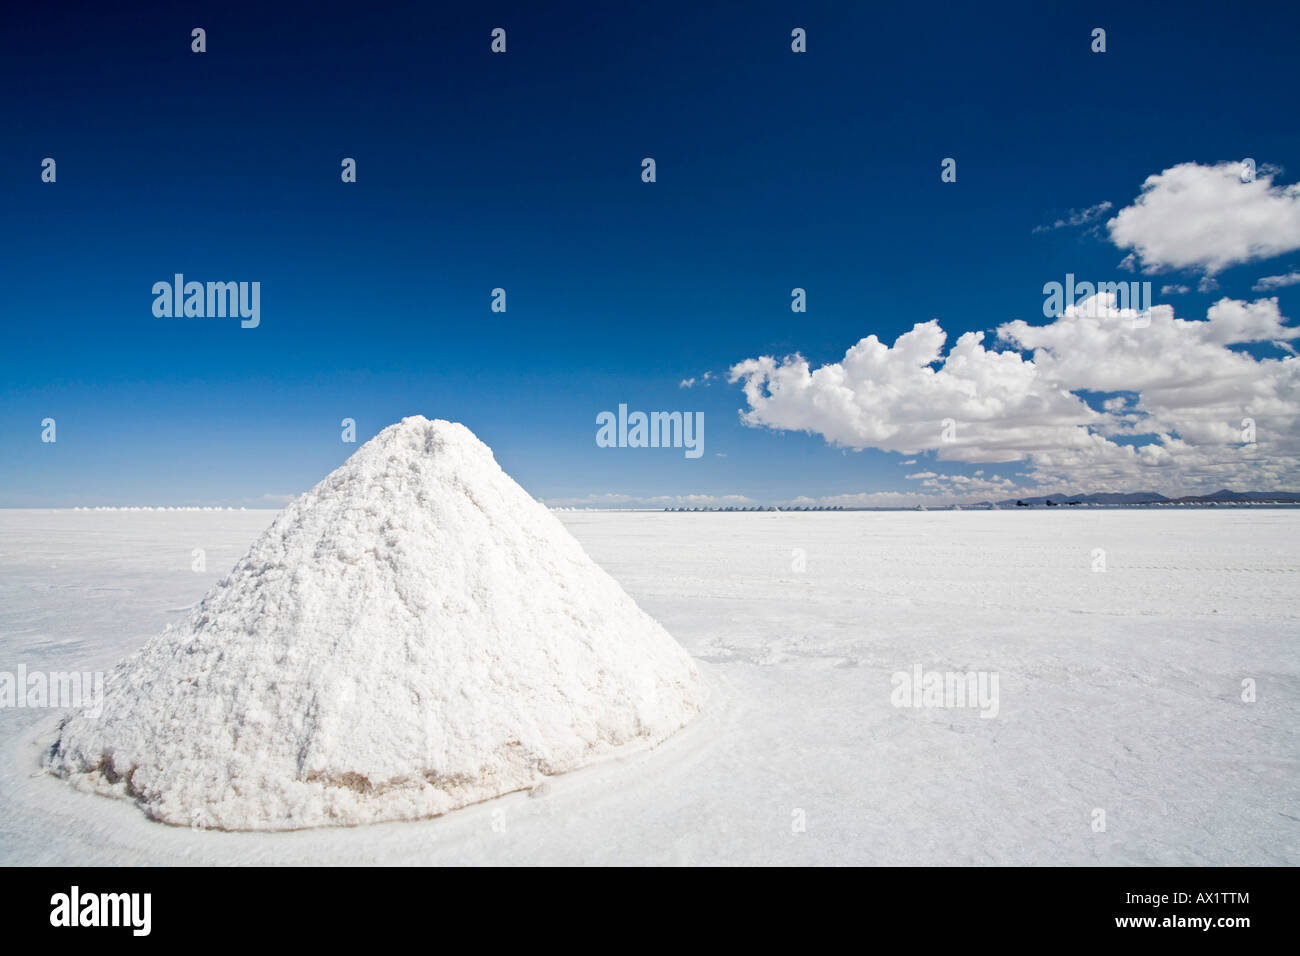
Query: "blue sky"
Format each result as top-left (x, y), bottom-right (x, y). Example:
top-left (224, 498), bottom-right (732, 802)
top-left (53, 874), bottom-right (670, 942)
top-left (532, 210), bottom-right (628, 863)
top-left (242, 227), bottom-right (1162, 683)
top-left (3, 1), bottom-right (1299, 507)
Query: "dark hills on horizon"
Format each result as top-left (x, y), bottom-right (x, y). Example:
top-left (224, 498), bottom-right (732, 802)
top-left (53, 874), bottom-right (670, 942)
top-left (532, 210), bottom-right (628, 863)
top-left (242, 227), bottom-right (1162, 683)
top-left (992, 489), bottom-right (1300, 507)
top-left (658, 490), bottom-right (1300, 511)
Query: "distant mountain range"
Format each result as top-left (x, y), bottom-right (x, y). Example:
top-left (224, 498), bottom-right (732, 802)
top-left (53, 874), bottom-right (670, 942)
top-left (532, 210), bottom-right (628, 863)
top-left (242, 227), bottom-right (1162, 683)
top-left (988, 489), bottom-right (1300, 507)
top-left (657, 489), bottom-right (1300, 512)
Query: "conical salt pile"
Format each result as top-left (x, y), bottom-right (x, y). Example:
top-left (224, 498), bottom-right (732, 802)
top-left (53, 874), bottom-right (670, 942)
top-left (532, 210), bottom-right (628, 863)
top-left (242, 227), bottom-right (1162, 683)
top-left (46, 417), bottom-right (704, 830)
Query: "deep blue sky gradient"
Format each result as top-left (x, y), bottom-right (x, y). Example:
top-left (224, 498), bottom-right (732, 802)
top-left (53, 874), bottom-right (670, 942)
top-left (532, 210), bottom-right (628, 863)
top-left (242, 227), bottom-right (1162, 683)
top-left (3, 1), bottom-right (1299, 505)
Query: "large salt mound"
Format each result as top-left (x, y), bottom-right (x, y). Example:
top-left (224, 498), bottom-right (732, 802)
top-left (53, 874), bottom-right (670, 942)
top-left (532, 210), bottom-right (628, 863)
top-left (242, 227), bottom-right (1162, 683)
top-left (46, 417), bottom-right (704, 830)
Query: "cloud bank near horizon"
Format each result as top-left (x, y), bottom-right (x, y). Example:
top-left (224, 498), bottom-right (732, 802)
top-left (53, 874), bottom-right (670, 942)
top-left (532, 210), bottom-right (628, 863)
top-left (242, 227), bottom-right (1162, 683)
top-left (728, 294), bottom-right (1299, 496)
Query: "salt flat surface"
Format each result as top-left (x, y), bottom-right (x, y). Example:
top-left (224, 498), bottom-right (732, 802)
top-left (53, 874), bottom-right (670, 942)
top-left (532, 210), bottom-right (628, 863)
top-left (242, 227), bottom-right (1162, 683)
top-left (1, 508), bottom-right (1296, 864)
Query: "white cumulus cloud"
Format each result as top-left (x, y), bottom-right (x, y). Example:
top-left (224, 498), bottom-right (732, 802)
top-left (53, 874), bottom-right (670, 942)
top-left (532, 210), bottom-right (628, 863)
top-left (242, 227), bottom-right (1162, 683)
top-left (730, 294), bottom-right (1300, 494)
top-left (1107, 161), bottom-right (1300, 274)
top-left (729, 320), bottom-right (1102, 465)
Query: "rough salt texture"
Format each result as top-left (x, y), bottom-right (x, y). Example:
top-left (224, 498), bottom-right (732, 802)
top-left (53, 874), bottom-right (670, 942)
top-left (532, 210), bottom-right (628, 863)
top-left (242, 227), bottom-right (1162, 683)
top-left (45, 417), bottom-right (704, 830)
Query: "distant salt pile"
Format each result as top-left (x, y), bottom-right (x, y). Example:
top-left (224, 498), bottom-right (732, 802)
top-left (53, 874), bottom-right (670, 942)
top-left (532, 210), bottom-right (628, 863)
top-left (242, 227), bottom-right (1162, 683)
top-left (47, 417), bottom-right (704, 830)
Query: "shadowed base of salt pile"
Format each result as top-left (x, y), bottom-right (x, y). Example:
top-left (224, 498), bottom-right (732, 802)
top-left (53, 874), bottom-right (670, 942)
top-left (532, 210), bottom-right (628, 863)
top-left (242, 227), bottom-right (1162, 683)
top-left (45, 417), bottom-right (704, 830)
